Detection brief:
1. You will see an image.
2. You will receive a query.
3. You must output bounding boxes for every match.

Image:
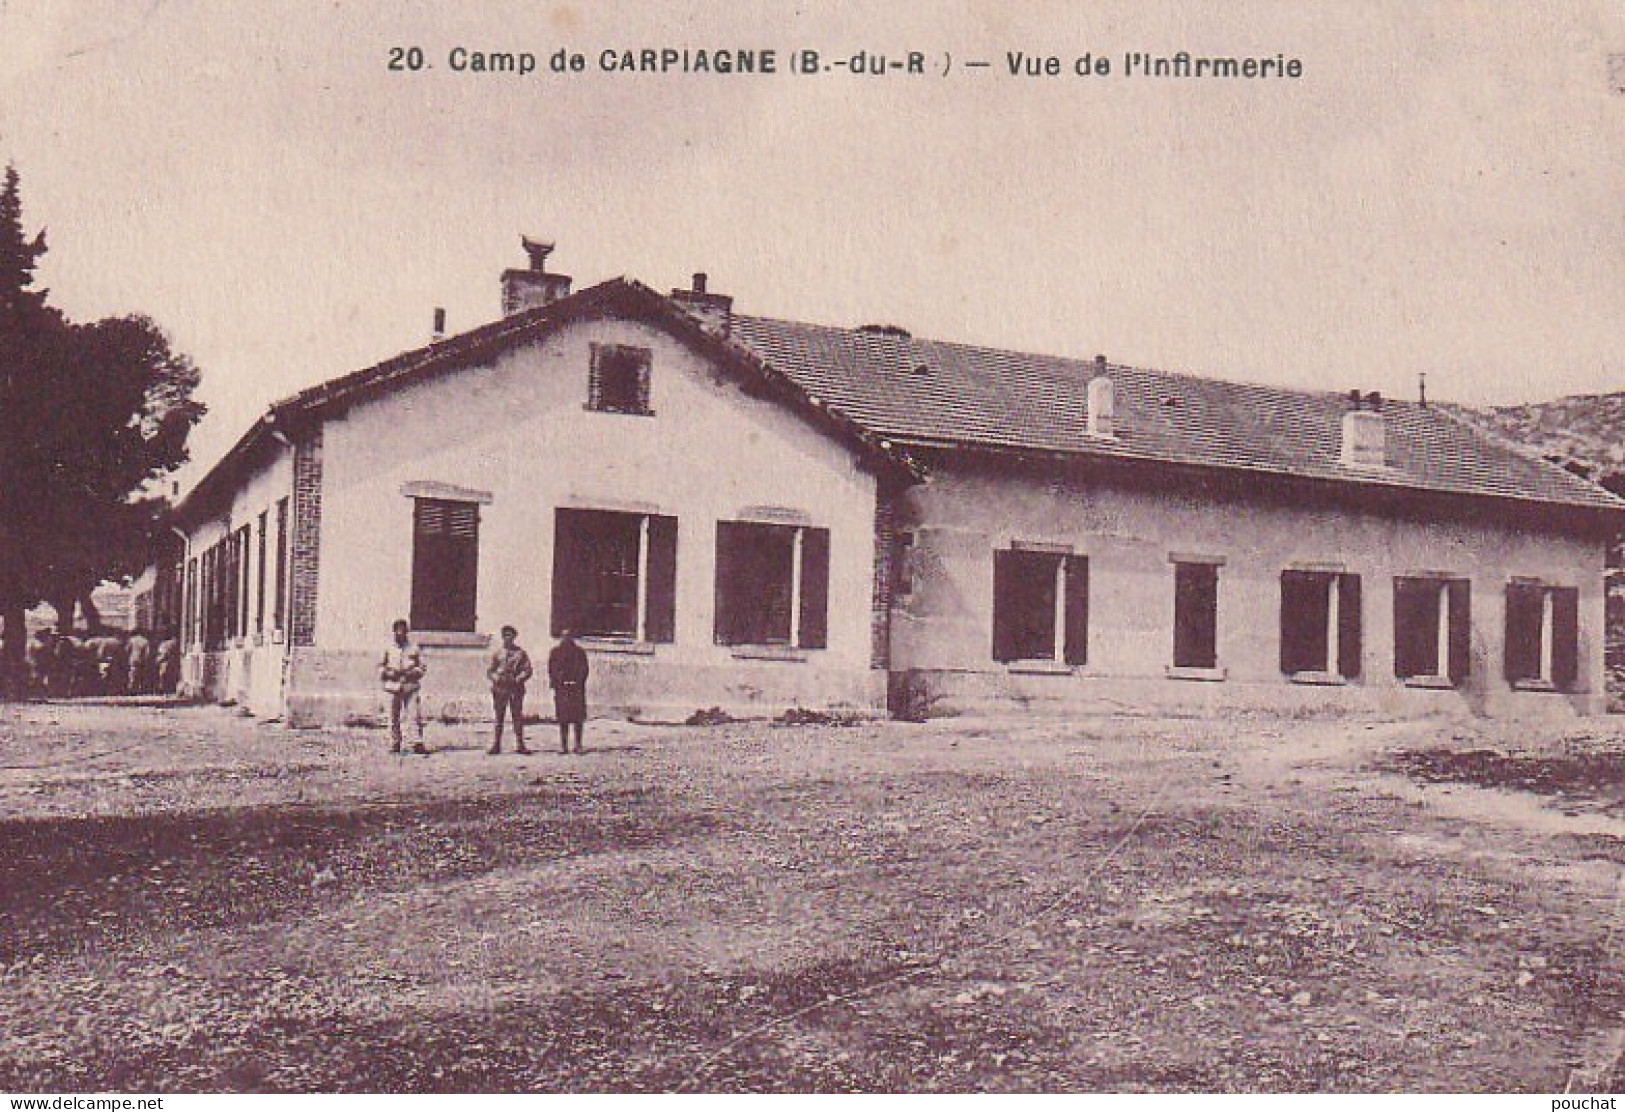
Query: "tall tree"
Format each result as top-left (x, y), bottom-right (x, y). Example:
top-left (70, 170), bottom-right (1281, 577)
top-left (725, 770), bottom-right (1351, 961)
top-left (0, 165), bottom-right (204, 696)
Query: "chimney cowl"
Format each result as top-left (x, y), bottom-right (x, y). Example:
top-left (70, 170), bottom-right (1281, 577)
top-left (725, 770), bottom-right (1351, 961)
top-left (502, 236), bottom-right (571, 316)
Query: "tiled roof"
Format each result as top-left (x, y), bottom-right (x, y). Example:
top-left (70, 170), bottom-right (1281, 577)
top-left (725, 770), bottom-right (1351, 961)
top-left (728, 314), bottom-right (1624, 513)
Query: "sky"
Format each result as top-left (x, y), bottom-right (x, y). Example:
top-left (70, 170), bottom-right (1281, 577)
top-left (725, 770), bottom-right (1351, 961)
top-left (1, 1), bottom-right (1621, 487)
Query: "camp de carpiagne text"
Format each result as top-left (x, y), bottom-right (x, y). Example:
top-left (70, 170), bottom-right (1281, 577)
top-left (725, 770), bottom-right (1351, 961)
top-left (411, 45), bottom-right (1304, 80)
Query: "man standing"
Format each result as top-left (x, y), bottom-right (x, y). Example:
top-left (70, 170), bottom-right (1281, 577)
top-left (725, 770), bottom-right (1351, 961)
top-left (155, 633), bottom-right (179, 695)
top-left (487, 624), bottom-right (534, 756)
top-left (126, 628), bottom-right (152, 695)
top-left (380, 618), bottom-right (428, 755)
top-left (548, 630), bottom-right (590, 755)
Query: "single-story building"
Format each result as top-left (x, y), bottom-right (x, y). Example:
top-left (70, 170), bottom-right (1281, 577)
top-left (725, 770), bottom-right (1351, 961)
top-left (147, 239), bottom-right (1623, 724)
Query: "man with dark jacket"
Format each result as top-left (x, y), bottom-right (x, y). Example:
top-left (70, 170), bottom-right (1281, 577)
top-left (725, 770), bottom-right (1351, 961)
top-left (547, 631), bottom-right (589, 754)
top-left (487, 625), bottom-right (534, 755)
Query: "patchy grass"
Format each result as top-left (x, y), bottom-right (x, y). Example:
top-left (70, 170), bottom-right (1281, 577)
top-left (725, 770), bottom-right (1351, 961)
top-left (1, 703), bottom-right (1623, 1092)
top-left (1378, 745), bottom-right (1625, 816)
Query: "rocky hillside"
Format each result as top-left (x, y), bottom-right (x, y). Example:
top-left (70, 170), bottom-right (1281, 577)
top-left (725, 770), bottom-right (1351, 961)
top-left (1449, 393), bottom-right (1625, 708)
top-left (1445, 395), bottom-right (1625, 489)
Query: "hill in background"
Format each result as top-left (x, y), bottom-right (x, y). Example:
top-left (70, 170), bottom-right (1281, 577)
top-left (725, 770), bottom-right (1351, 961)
top-left (1448, 393), bottom-right (1625, 708)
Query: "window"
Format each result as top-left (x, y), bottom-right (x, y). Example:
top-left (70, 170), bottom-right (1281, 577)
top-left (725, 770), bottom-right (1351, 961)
top-left (588, 343), bottom-right (653, 415)
top-left (1173, 561), bottom-right (1220, 669)
top-left (273, 497), bottom-right (289, 633)
top-left (410, 498), bottom-right (480, 632)
top-left (715, 521), bottom-right (829, 648)
top-left (1394, 576), bottom-right (1470, 683)
top-left (1505, 582), bottom-right (1579, 691)
top-left (184, 556), bottom-right (198, 648)
top-left (1280, 571), bottom-right (1362, 679)
top-left (551, 508), bottom-right (677, 641)
top-left (992, 548), bottom-right (1088, 664)
top-left (255, 511), bottom-right (268, 635)
top-left (234, 525), bottom-right (251, 640)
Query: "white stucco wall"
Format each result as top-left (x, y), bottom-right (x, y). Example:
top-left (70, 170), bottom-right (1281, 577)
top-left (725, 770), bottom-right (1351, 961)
top-left (178, 446), bottom-right (294, 716)
top-left (894, 462), bottom-right (1609, 717)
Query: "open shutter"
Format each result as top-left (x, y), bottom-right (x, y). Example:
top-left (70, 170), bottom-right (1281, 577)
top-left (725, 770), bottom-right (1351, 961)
top-left (645, 515), bottom-right (678, 643)
top-left (797, 527), bottom-right (830, 649)
top-left (1337, 574), bottom-right (1362, 679)
top-left (1063, 555), bottom-right (1089, 665)
top-left (1552, 587), bottom-right (1580, 691)
top-left (1279, 571), bottom-right (1325, 674)
top-left (1503, 583), bottom-right (1542, 683)
top-left (1447, 579), bottom-right (1471, 683)
top-left (551, 510), bottom-right (585, 636)
top-left (992, 550), bottom-right (1019, 662)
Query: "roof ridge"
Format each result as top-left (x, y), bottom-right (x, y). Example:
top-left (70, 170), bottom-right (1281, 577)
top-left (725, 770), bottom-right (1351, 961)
top-left (731, 311), bottom-right (1401, 410)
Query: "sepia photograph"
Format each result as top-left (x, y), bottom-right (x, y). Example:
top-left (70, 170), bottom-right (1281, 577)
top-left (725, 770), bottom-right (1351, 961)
top-left (1, 0), bottom-right (1622, 1098)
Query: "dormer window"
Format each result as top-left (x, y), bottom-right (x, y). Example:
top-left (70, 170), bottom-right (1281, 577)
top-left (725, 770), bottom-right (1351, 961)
top-left (589, 343), bottom-right (653, 415)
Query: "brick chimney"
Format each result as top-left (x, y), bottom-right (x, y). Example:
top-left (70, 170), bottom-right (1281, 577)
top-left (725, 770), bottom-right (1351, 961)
top-left (1340, 390), bottom-right (1387, 468)
top-left (670, 271), bottom-right (733, 336)
top-left (1087, 355), bottom-right (1115, 438)
top-left (501, 236), bottom-right (572, 316)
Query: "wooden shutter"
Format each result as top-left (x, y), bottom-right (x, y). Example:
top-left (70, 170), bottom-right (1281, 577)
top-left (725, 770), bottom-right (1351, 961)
top-left (1279, 571), bottom-right (1325, 674)
top-left (1337, 574), bottom-right (1362, 679)
top-left (551, 509), bottom-right (586, 637)
top-left (273, 498), bottom-right (288, 632)
top-left (714, 522), bottom-right (744, 645)
top-left (1447, 578), bottom-right (1471, 683)
top-left (1503, 583), bottom-right (1543, 682)
top-left (1552, 586), bottom-right (1580, 691)
top-left (646, 514), bottom-right (678, 643)
top-left (256, 512), bottom-right (267, 634)
top-left (1393, 578), bottom-right (1434, 678)
top-left (1063, 555), bottom-right (1089, 665)
top-left (412, 499), bottom-right (479, 632)
top-left (797, 527), bottom-right (830, 649)
top-left (1174, 563), bottom-right (1218, 669)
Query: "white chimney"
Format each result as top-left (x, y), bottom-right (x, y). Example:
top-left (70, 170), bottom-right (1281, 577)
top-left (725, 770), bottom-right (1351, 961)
top-left (1087, 355), bottom-right (1115, 438)
top-left (1340, 393), bottom-right (1387, 468)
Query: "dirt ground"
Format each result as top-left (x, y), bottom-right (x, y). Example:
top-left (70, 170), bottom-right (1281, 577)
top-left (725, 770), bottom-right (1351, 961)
top-left (0, 700), bottom-right (1622, 1093)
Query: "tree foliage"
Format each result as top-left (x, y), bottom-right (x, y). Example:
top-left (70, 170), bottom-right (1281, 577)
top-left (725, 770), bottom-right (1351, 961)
top-left (0, 164), bottom-right (204, 690)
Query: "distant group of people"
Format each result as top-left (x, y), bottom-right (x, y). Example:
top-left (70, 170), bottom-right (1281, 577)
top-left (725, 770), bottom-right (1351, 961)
top-left (380, 619), bottom-right (589, 757)
top-left (23, 627), bottom-right (180, 698)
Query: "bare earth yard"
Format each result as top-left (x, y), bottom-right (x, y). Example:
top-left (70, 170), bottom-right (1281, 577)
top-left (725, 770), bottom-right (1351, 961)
top-left (0, 701), bottom-right (1622, 1093)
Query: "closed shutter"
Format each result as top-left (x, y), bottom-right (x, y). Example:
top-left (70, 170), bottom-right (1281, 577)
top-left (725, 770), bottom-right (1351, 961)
top-left (646, 515), bottom-right (678, 643)
top-left (1063, 555), bottom-right (1089, 665)
top-left (798, 527), bottom-right (830, 649)
top-left (412, 499), bottom-right (479, 632)
top-left (1447, 579), bottom-right (1471, 683)
top-left (1174, 563), bottom-right (1218, 669)
top-left (1337, 573), bottom-right (1363, 679)
top-left (1503, 583), bottom-right (1543, 682)
top-left (1552, 587), bottom-right (1580, 691)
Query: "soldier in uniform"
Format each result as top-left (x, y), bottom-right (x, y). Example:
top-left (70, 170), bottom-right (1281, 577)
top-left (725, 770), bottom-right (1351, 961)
top-left (486, 625), bottom-right (534, 755)
top-left (380, 618), bottom-right (428, 755)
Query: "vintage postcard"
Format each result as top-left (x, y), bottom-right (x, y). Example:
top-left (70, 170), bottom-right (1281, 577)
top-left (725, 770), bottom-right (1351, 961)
top-left (1, 1), bottom-right (1622, 1099)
